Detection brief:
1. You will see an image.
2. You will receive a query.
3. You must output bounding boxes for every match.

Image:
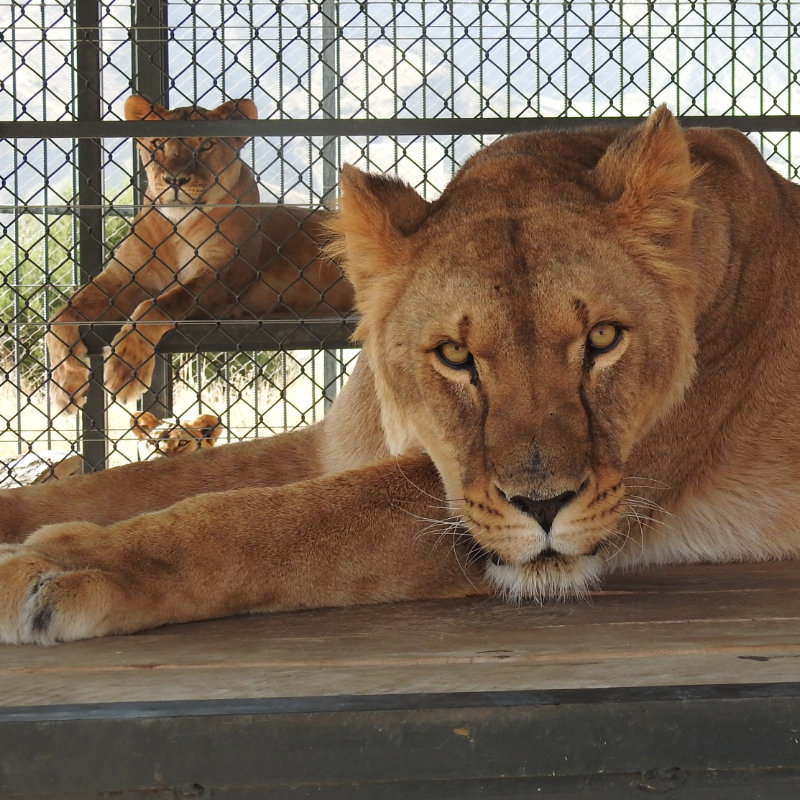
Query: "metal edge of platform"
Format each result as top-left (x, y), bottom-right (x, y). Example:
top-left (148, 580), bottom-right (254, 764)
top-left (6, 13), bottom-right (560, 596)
top-left (2, 683), bottom-right (800, 798)
top-left (79, 317), bottom-right (359, 354)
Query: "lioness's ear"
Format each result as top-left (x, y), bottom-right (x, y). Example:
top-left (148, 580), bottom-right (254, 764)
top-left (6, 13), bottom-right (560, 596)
top-left (130, 411), bottom-right (160, 438)
top-left (124, 95), bottom-right (167, 121)
top-left (592, 105), bottom-right (699, 254)
top-left (327, 164), bottom-right (429, 287)
top-left (326, 166), bottom-right (430, 339)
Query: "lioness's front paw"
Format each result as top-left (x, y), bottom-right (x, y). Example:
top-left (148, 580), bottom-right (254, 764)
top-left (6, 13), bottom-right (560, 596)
top-left (0, 544), bottom-right (117, 645)
top-left (104, 329), bottom-right (156, 404)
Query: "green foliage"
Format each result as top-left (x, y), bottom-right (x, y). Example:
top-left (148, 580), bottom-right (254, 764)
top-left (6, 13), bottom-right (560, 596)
top-left (1, 207), bottom-right (131, 387)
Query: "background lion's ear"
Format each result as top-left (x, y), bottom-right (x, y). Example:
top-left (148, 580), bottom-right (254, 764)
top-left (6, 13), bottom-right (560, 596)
top-left (130, 411), bottom-right (160, 439)
top-left (206, 99), bottom-right (258, 149)
top-left (212, 99), bottom-right (258, 121)
top-left (325, 165), bottom-right (430, 337)
top-left (190, 415), bottom-right (223, 443)
top-left (592, 106), bottom-right (699, 244)
top-left (124, 95), bottom-right (167, 121)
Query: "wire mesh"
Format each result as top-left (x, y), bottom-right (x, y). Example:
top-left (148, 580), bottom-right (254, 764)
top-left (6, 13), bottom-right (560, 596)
top-left (2, 1), bottom-right (800, 483)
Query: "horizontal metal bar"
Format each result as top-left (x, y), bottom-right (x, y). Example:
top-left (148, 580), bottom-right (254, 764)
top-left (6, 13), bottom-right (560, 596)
top-left (80, 318), bottom-right (358, 353)
top-left (5, 682), bottom-right (800, 723)
top-left (4, 115), bottom-right (800, 140)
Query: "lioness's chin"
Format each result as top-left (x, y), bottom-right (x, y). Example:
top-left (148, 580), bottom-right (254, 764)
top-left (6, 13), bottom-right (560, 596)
top-left (485, 554), bottom-right (605, 603)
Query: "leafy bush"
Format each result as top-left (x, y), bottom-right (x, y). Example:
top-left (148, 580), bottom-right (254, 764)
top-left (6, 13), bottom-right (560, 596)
top-left (1, 206), bottom-right (130, 388)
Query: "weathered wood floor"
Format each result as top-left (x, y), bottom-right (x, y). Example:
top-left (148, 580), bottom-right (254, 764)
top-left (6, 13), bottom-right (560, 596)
top-left (2, 561), bottom-right (799, 798)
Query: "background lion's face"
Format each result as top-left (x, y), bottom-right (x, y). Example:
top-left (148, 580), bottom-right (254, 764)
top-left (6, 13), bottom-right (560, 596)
top-left (333, 108), bottom-right (701, 599)
top-left (124, 95), bottom-right (258, 210)
top-left (138, 134), bottom-right (246, 208)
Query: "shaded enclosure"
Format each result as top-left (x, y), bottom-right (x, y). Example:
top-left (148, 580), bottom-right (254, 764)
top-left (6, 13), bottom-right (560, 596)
top-left (1, 1), bottom-right (799, 476)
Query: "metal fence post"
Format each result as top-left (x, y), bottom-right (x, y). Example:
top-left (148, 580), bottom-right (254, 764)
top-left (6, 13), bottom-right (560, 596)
top-left (132, 0), bottom-right (173, 421)
top-left (75, 0), bottom-right (107, 472)
top-left (321, 0), bottom-right (339, 411)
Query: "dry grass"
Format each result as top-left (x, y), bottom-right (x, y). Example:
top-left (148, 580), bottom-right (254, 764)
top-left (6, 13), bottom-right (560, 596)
top-left (1, 349), bottom-right (359, 469)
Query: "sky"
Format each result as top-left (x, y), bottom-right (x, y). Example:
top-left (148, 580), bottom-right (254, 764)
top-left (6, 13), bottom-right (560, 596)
top-left (1, 0), bottom-right (800, 212)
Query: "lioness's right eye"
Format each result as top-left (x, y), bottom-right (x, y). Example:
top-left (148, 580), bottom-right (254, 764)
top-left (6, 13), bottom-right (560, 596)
top-left (150, 138), bottom-right (164, 150)
top-left (436, 342), bottom-right (474, 370)
top-left (587, 322), bottom-right (622, 354)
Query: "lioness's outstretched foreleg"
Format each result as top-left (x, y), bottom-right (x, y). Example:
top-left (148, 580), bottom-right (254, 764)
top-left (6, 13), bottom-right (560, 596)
top-left (0, 455), bottom-right (486, 644)
top-left (104, 258), bottom-right (251, 404)
top-left (47, 272), bottom-right (152, 412)
top-left (0, 425), bottom-right (323, 544)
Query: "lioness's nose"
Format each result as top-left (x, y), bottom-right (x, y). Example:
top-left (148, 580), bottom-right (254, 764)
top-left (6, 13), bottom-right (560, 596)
top-left (509, 491), bottom-right (576, 533)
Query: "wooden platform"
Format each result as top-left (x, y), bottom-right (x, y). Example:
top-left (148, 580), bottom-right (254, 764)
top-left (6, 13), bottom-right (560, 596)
top-left (2, 561), bottom-right (800, 797)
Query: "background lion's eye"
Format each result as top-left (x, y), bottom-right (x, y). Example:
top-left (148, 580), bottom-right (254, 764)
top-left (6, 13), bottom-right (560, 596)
top-left (587, 323), bottom-right (621, 353)
top-left (436, 342), bottom-right (473, 369)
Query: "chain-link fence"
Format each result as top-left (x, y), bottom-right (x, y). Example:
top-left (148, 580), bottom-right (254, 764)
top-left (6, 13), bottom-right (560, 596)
top-left (2, 1), bottom-right (800, 482)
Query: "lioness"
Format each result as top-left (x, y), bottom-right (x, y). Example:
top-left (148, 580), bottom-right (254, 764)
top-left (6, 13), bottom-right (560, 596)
top-left (3, 107), bottom-right (800, 644)
top-left (47, 95), bottom-right (353, 412)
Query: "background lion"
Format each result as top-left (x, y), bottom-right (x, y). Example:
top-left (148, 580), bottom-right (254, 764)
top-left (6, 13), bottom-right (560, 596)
top-left (129, 411), bottom-right (223, 459)
top-left (3, 106), bottom-right (800, 643)
top-left (47, 95), bottom-right (353, 412)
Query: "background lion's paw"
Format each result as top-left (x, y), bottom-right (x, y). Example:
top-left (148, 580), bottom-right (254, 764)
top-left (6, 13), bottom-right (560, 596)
top-left (103, 348), bottom-right (154, 404)
top-left (49, 363), bottom-right (90, 413)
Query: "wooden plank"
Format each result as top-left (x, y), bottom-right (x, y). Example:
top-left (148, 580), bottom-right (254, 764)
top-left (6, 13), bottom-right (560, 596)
top-left (1, 562), bottom-right (799, 706)
top-left (2, 562), bottom-right (800, 798)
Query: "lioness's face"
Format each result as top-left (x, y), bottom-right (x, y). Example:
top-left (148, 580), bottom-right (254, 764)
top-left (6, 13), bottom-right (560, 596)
top-left (378, 211), bottom-right (694, 598)
top-left (336, 109), bottom-right (700, 599)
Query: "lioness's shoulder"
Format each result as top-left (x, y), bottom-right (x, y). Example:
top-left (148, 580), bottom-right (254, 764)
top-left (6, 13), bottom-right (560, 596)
top-left (684, 126), bottom-right (781, 181)
top-left (453, 127), bottom-right (616, 188)
top-left (443, 121), bottom-right (789, 213)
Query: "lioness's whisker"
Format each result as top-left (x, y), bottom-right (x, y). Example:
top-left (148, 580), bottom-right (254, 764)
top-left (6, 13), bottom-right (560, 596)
top-left (624, 507), bottom-right (671, 529)
top-left (626, 495), bottom-right (677, 521)
top-left (617, 507), bottom-right (655, 551)
top-left (394, 459), bottom-right (449, 504)
top-left (602, 518), bottom-right (644, 563)
top-left (623, 475), bottom-right (672, 488)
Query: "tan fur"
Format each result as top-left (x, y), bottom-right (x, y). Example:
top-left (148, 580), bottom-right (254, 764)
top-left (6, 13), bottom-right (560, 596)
top-left (5, 107), bottom-right (800, 643)
top-left (130, 412), bottom-right (223, 458)
top-left (47, 95), bottom-right (353, 411)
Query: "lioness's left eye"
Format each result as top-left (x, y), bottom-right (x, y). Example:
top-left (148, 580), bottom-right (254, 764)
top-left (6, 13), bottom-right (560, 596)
top-left (587, 323), bottom-right (622, 353)
top-left (436, 342), bottom-right (473, 370)
top-left (197, 140), bottom-right (215, 152)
